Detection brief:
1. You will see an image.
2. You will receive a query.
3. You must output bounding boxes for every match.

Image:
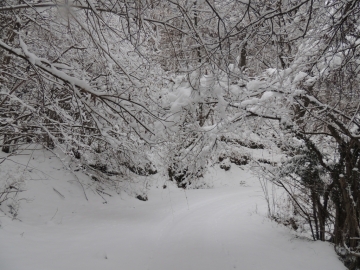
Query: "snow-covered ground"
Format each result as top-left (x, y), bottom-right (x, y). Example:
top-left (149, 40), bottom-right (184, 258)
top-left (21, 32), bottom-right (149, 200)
top-left (0, 149), bottom-right (345, 270)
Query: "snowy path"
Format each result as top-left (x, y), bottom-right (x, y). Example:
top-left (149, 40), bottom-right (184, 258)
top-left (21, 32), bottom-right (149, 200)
top-left (147, 188), bottom-right (339, 270)
top-left (0, 158), bottom-right (345, 270)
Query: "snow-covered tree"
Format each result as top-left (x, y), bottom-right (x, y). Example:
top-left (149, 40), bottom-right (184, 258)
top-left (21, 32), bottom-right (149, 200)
top-left (0, 0), bottom-right (164, 182)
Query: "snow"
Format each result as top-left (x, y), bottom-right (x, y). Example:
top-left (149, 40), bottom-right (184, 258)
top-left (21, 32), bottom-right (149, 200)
top-left (260, 91), bottom-right (275, 101)
top-left (229, 85), bottom-right (242, 96)
top-left (247, 80), bottom-right (264, 91)
top-left (170, 86), bottom-right (192, 113)
top-left (0, 149), bottom-right (345, 270)
top-left (19, 37), bottom-right (37, 65)
top-left (293, 72), bottom-right (308, 83)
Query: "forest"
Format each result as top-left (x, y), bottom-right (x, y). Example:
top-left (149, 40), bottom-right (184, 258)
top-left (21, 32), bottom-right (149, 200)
top-left (1, 0), bottom-right (360, 269)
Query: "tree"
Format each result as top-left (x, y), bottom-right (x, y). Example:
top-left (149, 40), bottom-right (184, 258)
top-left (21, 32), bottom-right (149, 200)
top-left (0, 0), bottom-right (163, 183)
top-left (149, 0), bottom-right (360, 267)
top-left (222, 1), bottom-right (360, 267)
